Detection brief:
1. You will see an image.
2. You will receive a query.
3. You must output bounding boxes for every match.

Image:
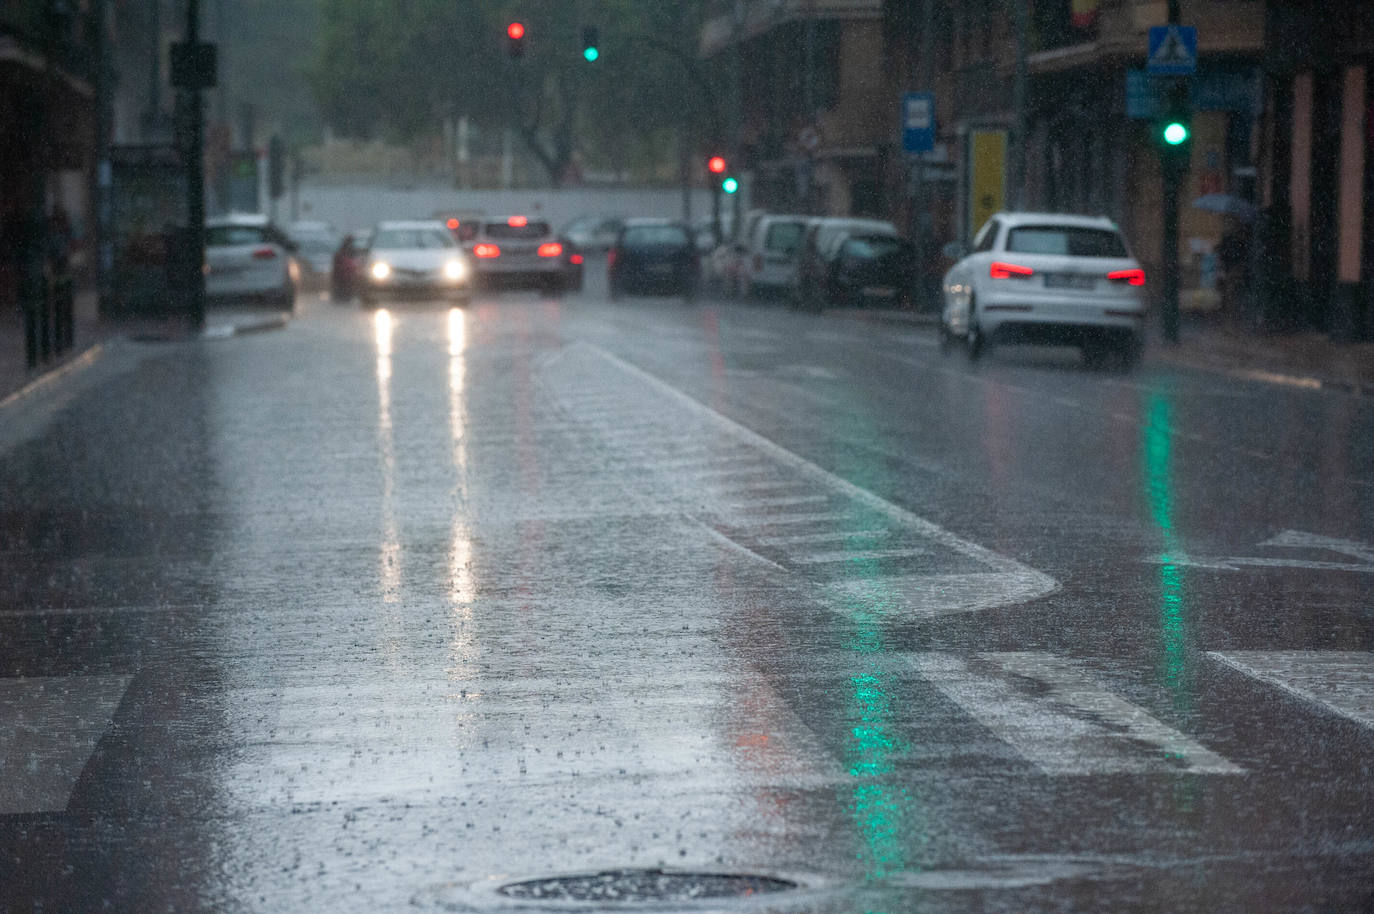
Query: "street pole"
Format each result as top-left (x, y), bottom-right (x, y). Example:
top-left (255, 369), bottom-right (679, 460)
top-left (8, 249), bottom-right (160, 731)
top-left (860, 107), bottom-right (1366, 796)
top-left (95, 0), bottom-right (113, 317)
top-left (1160, 0), bottom-right (1183, 343)
top-left (911, 0), bottom-right (934, 310)
top-left (1008, 0), bottom-right (1028, 211)
top-left (1162, 160), bottom-right (1181, 342)
top-left (185, 0), bottom-right (206, 330)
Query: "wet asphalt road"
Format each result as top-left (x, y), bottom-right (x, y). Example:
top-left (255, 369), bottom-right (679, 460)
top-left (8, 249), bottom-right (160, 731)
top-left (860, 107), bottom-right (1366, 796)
top-left (1, 266), bottom-right (1372, 913)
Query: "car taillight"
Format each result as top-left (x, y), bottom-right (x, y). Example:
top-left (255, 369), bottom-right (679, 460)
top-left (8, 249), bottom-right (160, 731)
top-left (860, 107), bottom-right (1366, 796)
top-left (570, 254), bottom-right (584, 265)
top-left (989, 261), bottom-right (1034, 279)
top-left (537, 242), bottom-right (563, 258)
top-left (507, 216), bottom-right (528, 227)
top-left (252, 247), bottom-right (278, 260)
top-left (1107, 268), bottom-right (1146, 286)
top-left (473, 244), bottom-right (501, 258)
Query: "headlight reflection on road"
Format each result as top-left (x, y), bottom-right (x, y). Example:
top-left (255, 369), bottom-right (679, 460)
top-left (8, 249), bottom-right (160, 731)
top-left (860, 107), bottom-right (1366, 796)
top-left (374, 309), bottom-right (400, 604)
top-left (447, 308), bottom-right (477, 675)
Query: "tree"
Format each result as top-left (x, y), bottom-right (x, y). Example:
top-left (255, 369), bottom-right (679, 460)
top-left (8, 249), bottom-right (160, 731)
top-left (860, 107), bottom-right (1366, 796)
top-left (307, 0), bottom-right (713, 185)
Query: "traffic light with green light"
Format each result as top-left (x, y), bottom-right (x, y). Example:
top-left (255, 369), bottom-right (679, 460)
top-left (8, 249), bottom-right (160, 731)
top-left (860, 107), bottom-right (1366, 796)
top-left (1156, 82), bottom-right (1192, 168)
top-left (721, 176), bottom-right (739, 195)
top-left (582, 26), bottom-right (599, 62)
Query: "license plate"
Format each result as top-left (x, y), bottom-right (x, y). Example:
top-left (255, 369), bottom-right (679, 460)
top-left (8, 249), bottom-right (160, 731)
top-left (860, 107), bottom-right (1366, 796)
top-left (1044, 273), bottom-right (1095, 290)
top-left (862, 286), bottom-right (896, 297)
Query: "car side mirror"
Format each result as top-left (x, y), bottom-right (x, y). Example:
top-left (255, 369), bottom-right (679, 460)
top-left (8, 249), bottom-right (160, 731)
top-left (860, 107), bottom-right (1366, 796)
top-left (941, 241), bottom-right (968, 260)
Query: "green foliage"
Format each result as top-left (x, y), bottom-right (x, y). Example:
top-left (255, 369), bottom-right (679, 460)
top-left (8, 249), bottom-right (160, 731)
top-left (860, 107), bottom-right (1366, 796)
top-left (307, 0), bottom-right (713, 183)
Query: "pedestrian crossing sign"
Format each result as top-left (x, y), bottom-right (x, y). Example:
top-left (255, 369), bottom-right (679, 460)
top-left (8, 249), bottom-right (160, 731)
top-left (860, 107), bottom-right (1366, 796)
top-left (1147, 25), bottom-right (1197, 75)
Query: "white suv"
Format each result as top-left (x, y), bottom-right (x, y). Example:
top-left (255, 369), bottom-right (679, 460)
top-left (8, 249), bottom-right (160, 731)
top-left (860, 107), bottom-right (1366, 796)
top-left (940, 212), bottom-right (1146, 367)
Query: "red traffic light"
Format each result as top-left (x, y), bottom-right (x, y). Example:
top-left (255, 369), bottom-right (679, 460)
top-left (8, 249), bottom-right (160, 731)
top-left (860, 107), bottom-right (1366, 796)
top-left (507, 22), bottom-right (525, 40)
top-left (707, 156), bottom-right (727, 175)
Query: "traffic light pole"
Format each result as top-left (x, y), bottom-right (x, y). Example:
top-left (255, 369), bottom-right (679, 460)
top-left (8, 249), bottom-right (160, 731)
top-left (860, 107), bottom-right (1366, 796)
top-left (1159, 0), bottom-right (1182, 344)
top-left (1161, 159), bottom-right (1181, 343)
top-left (185, 0), bottom-right (206, 331)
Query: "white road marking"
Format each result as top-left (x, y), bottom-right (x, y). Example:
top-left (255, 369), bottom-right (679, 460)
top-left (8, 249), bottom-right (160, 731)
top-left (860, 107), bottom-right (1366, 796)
top-left (1145, 530), bottom-right (1374, 574)
top-left (909, 653), bottom-right (1242, 775)
top-left (1258, 530), bottom-right (1374, 564)
top-left (0, 675), bottom-right (133, 814)
top-left (1208, 651), bottom-right (1374, 729)
top-left (742, 512), bottom-right (853, 526)
top-left (727, 495), bottom-right (831, 510)
top-left (696, 521), bottom-right (787, 572)
top-left (544, 343), bottom-right (1059, 617)
top-left (793, 548), bottom-right (928, 565)
top-left (755, 530), bottom-right (889, 546)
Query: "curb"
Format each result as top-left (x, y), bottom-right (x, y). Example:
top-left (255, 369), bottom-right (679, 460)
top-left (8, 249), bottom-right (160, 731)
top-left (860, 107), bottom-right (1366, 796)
top-left (0, 343), bottom-right (107, 412)
top-left (828, 309), bottom-right (940, 327)
top-left (202, 312), bottom-right (291, 339)
top-left (1149, 350), bottom-right (1374, 397)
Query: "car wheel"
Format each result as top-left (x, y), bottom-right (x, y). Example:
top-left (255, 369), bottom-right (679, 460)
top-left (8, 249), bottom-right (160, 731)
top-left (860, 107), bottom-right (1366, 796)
top-left (938, 322), bottom-right (955, 355)
top-left (1081, 338), bottom-right (1112, 369)
top-left (966, 313), bottom-right (985, 361)
top-left (1119, 334), bottom-right (1144, 371)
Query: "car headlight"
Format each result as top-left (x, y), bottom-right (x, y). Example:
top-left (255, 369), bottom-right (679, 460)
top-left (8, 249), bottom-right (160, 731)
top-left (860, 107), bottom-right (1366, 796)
top-left (371, 261), bottom-right (391, 281)
top-left (443, 258), bottom-right (466, 281)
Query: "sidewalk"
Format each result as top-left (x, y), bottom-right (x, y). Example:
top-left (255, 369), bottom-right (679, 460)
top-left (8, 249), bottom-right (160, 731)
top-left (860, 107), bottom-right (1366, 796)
top-left (835, 306), bottom-right (1374, 395)
top-left (1, 290), bottom-right (290, 407)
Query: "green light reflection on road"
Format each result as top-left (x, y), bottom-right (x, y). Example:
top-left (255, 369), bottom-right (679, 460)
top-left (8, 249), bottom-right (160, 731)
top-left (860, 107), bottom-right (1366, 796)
top-left (826, 407), bottom-right (921, 903)
top-left (1144, 391), bottom-right (1189, 700)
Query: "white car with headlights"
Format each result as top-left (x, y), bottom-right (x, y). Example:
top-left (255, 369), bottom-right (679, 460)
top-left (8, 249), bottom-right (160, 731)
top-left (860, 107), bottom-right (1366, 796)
top-left (941, 212), bottom-right (1146, 367)
top-left (205, 214), bottom-right (298, 308)
top-left (361, 220), bottom-right (472, 306)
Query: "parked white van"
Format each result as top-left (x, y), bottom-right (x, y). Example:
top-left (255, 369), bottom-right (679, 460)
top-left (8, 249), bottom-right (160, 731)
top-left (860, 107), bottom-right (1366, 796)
top-left (737, 214), bottom-right (808, 298)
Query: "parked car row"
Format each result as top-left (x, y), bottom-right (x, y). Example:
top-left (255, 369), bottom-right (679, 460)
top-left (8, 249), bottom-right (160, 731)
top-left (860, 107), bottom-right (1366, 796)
top-left (704, 211), bottom-right (918, 311)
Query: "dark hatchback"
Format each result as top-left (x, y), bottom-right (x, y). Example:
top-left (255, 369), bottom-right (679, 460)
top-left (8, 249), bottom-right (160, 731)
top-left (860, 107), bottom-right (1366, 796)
top-left (608, 219), bottom-right (699, 299)
top-left (825, 233), bottom-right (918, 308)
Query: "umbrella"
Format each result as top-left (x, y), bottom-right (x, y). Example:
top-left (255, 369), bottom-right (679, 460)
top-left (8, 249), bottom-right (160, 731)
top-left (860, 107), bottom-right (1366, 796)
top-left (1191, 193), bottom-right (1258, 223)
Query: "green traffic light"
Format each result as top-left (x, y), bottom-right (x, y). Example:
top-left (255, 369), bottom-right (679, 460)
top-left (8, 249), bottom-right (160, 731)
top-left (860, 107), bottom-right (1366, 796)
top-left (721, 177), bottom-right (739, 194)
top-left (1163, 122), bottom-right (1189, 146)
top-left (583, 46), bottom-right (598, 62)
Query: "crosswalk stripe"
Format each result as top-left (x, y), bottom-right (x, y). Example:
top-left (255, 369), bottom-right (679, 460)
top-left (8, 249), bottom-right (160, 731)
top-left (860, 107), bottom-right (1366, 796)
top-left (755, 529), bottom-right (889, 546)
top-left (1207, 651), bottom-right (1374, 729)
top-left (727, 495), bottom-right (831, 510)
top-left (793, 548), bottom-right (928, 565)
top-left (909, 653), bottom-right (1242, 775)
top-left (0, 675), bottom-right (132, 814)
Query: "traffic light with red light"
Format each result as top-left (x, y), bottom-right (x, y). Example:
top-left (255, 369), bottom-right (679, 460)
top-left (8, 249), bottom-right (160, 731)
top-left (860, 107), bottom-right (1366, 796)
top-left (506, 22), bottom-right (525, 58)
top-left (707, 156), bottom-right (727, 175)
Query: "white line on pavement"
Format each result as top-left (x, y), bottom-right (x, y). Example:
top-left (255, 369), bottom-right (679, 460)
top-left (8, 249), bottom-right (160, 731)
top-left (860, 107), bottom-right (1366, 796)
top-left (909, 652), bottom-right (1242, 775)
top-left (1207, 651), bottom-right (1374, 730)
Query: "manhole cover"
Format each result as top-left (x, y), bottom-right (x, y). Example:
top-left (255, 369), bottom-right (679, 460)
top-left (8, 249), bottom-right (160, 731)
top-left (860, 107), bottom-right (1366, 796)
top-left (497, 869), bottom-right (796, 903)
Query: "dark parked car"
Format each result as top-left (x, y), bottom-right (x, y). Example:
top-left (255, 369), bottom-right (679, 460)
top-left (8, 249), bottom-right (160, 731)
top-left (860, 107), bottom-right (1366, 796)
top-left (607, 219), bottom-right (699, 299)
top-left (824, 233), bottom-right (918, 308)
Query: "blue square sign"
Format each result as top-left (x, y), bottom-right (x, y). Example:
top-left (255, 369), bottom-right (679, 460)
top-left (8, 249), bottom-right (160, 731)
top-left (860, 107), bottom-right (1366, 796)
top-left (901, 92), bottom-right (935, 154)
top-left (1147, 25), bottom-right (1197, 75)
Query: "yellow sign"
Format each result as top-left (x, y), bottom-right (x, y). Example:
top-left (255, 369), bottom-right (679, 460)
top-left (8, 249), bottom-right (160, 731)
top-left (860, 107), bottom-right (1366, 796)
top-left (969, 129), bottom-right (1007, 238)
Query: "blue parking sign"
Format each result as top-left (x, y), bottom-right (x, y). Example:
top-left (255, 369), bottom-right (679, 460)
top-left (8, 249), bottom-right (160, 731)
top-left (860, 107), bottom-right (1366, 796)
top-left (902, 92), bottom-right (935, 154)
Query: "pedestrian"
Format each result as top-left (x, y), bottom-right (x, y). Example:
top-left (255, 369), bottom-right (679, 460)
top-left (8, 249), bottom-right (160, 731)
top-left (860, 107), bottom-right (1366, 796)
top-left (331, 234), bottom-right (360, 302)
top-left (1216, 221), bottom-right (1250, 322)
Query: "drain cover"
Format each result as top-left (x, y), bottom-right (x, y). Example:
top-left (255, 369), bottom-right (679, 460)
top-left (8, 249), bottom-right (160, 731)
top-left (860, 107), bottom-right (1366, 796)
top-left (497, 869), bottom-right (796, 903)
